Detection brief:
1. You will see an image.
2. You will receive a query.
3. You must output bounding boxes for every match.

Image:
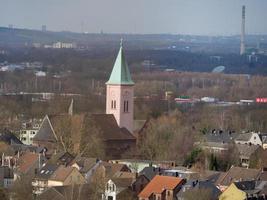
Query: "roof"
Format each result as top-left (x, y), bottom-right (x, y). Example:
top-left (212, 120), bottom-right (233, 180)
top-left (236, 144), bottom-right (259, 158)
top-left (106, 42), bottom-right (134, 85)
top-left (139, 166), bottom-right (161, 181)
top-left (49, 165), bottom-right (75, 182)
top-left (235, 132), bottom-right (253, 142)
top-left (204, 131), bottom-right (237, 144)
top-left (112, 177), bottom-right (134, 188)
top-left (216, 166), bottom-right (261, 186)
top-left (36, 184), bottom-right (94, 200)
top-left (33, 115), bottom-right (57, 142)
top-left (47, 151), bottom-right (74, 166)
top-left (102, 161), bottom-right (131, 178)
top-left (0, 129), bottom-right (22, 145)
top-left (71, 156), bottom-right (98, 173)
top-left (234, 180), bottom-right (256, 191)
top-left (35, 163), bottom-right (59, 180)
top-left (138, 175), bottom-right (184, 198)
top-left (17, 152), bottom-right (42, 174)
top-left (88, 114), bottom-right (136, 141)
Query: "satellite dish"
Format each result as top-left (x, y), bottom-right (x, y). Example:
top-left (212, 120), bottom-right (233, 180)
top-left (212, 66), bottom-right (225, 73)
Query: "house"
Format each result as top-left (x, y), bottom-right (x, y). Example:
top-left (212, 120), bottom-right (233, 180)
top-left (259, 133), bottom-right (267, 149)
top-left (16, 152), bottom-right (46, 177)
top-left (36, 184), bottom-right (94, 200)
top-left (47, 165), bottom-right (86, 187)
top-left (235, 132), bottom-right (262, 146)
top-left (0, 129), bottom-right (23, 145)
top-left (70, 156), bottom-right (101, 181)
top-left (0, 166), bottom-right (14, 188)
top-left (177, 179), bottom-right (221, 200)
top-left (215, 166), bottom-right (264, 191)
top-left (19, 119), bottom-right (42, 145)
top-left (104, 178), bottom-right (134, 200)
top-left (236, 144), bottom-right (259, 168)
top-left (132, 174), bottom-right (150, 195)
top-left (32, 115), bottom-right (58, 157)
top-left (138, 175), bottom-right (185, 200)
top-left (219, 181), bottom-right (267, 200)
top-left (101, 161), bottom-right (131, 178)
top-left (201, 130), bottom-right (237, 154)
top-left (109, 159), bottom-right (175, 173)
top-left (32, 163), bottom-right (86, 195)
top-left (32, 163), bottom-right (60, 195)
top-left (139, 166), bottom-right (162, 181)
top-left (47, 151), bottom-right (74, 166)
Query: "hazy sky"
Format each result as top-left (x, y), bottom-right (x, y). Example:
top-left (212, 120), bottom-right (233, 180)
top-left (0, 0), bottom-right (267, 35)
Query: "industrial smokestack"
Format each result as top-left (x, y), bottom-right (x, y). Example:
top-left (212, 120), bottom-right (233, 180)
top-left (240, 5), bottom-right (246, 55)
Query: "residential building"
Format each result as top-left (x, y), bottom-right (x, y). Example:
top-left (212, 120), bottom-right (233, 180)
top-left (0, 166), bottom-right (14, 188)
top-left (32, 163), bottom-right (85, 195)
top-left (215, 166), bottom-right (266, 191)
top-left (219, 181), bottom-right (267, 200)
top-left (36, 184), bottom-right (94, 200)
top-left (70, 156), bottom-right (101, 181)
top-left (19, 119), bottom-right (41, 145)
top-left (104, 178), bottom-right (134, 200)
top-left (177, 179), bottom-right (221, 200)
top-left (236, 144), bottom-right (259, 168)
top-left (32, 115), bottom-right (58, 157)
top-left (16, 152), bottom-right (46, 177)
top-left (235, 132), bottom-right (262, 146)
top-left (47, 165), bottom-right (86, 187)
top-left (138, 175), bottom-right (185, 200)
top-left (201, 130), bottom-right (237, 154)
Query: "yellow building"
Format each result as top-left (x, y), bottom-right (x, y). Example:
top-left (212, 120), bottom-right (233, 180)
top-left (219, 182), bottom-right (249, 200)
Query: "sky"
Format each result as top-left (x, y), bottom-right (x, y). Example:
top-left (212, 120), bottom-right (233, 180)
top-left (0, 0), bottom-right (267, 35)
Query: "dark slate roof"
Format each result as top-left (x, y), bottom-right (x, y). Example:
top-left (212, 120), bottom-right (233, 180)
top-left (235, 133), bottom-right (253, 142)
top-left (204, 131), bottom-right (237, 144)
top-left (88, 114), bottom-right (136, 141)
top-left (47, 151), bottom-right (74, 166)
top-left (139, 166), bottom-right (161, 181)
top-left (260, 133), bottom-right (267, 143)
top-left (33, 115), bottom-right (57, 142)
top-left (0, 129), bottom-right (22, 145)
top-left (198, 180), bottom-right (222, 199)
top-left (234, 180), bottom-right (256, 191)
top-left (35, 163), bottom-right (59, 180)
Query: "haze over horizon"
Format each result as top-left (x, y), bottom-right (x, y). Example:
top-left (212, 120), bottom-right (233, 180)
top-left (1, 0), bottom-right (267, 36)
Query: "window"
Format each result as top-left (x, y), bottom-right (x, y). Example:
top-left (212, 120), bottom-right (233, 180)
top-left (123, 100), bottom-right (129, 112)
top-left (111, 100), bottom-right (116, 109)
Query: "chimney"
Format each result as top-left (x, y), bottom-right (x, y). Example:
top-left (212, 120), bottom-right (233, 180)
top-left (240, 5), bottom-right (246, 55)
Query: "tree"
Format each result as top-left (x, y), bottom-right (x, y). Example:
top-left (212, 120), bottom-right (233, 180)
top-left (10, 175), bottom-right (33, 200)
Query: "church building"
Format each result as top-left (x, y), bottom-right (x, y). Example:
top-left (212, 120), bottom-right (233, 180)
top-left (33, 42), bottom-right (137, 159)
top-left (106, 41), bottom-right (134, 133)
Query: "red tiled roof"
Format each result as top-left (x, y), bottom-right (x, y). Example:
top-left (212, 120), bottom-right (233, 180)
top-left (138, 175), bottom-right (184, 198)
top-left (18, 152), bottom-right (39, 174)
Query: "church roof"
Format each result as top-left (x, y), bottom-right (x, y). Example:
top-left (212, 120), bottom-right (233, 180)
top-left (88, 114), bottom-right (136, 141)
top-left (106, 42), bottom-right (134, 85)
top-left (33, 115), bottom-right (58, 142)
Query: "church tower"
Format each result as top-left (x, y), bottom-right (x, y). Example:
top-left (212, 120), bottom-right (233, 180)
top-left (106, 41), bottom-right (134, 133)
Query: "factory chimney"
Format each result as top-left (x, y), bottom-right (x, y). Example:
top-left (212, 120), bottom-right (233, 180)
top-left (240, 5), bottom-right (246, 55)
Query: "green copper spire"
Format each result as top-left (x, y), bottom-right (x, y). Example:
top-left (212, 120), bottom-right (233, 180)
top-left (106, 40), bottom-right (134, 85)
